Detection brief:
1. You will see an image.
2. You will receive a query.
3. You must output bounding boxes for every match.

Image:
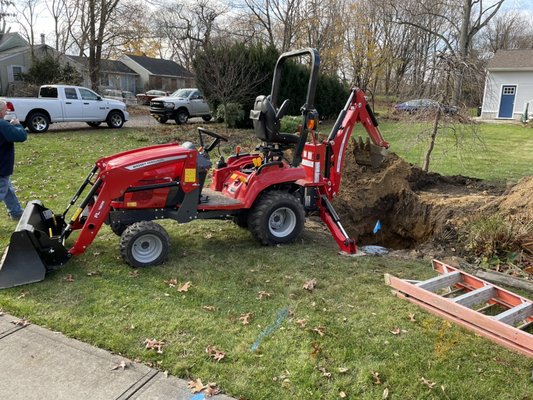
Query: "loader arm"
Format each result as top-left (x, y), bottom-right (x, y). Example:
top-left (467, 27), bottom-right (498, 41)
top-left (324, 87), bottom-right (389, 199)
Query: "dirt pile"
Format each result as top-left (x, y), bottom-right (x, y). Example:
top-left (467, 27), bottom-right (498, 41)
top-left (333, 145), bottom-right (526, 251)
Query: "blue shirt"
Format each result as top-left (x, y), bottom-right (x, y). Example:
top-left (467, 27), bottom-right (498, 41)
top-left (0, 119), bottom-right (27, 176)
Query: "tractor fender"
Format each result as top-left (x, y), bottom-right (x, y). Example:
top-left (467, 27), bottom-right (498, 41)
top-left (241, 165), bottom-right (306, 209)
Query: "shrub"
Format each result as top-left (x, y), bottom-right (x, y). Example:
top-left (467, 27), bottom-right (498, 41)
top-left (464, 214), bottom-right (533, 268)
top-left (280, 116), bottom-right (301, 133)
top-left (216, 103), bottom-right (245, 128)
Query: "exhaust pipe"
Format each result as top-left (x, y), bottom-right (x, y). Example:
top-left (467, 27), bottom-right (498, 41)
top-left (0, 201), bottom-right (70, 289)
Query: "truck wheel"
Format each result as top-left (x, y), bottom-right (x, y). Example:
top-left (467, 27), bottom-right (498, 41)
top-left (26, 112), bottom-right (50, 133)
top-left (202, 115), bottom-right (212, 122)
top-left (106, 110), bottom-right (125, 128)
top-left (87, 122), bottom-right (102, 128)
top-left (120, 221), bottom-right (170, 268)
top-left (156, 116), bottom-right (168, 124)
top-left (175, 109), bottom-right (189, 125)
top-left (248, 191), bottom-right (305, 246)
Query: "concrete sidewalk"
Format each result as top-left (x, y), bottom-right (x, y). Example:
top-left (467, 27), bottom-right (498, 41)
top-left (0, 314), bottom-right (235, 400)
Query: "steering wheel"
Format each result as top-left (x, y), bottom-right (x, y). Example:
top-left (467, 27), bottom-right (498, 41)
top-left (198, 127), bottom-right (228, 153)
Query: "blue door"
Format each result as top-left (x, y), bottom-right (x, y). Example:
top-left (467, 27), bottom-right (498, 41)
top-left (498, 85), bottom-right (516, 118)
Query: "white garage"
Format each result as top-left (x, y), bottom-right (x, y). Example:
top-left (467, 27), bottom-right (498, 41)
top-left (481, 49), bottom-right (533, 120)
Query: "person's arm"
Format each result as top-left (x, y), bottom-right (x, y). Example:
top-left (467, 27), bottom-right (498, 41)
top-left (0, 119), bottom-right (27, 142)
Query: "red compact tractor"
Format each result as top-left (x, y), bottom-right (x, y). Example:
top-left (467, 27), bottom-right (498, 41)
top-left (0, 48), bottom-right (389, 289)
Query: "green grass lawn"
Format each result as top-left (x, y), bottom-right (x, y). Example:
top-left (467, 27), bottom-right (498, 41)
top-left (0, 124), bottom-right (531, 399)
top-left (377, 120), bottom-right (533, 181)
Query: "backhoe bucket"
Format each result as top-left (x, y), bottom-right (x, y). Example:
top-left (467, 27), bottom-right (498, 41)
top-left (353, 136), bottom-right (388, 168)
top-left (0, 201), bottom-right (69, 289)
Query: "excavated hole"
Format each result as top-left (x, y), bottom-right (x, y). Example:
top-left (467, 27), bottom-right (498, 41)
top-left (333, 143), bottom-right (508, 251)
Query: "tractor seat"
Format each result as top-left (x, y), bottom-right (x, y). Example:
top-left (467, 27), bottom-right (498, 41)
top-left (250, 95), bottom-right (298, 145)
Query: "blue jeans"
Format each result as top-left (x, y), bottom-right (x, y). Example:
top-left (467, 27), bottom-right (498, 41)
top-left (0, 175), bottom-right (23, 218)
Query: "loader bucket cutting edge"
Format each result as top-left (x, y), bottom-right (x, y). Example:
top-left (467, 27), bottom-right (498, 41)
top-left (353, 137), bottom-right (388, 168)
top-left (0, 200), bottom-right (70, 289)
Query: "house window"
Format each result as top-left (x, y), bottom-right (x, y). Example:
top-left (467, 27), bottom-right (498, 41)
top-left (8, 65), bottom-right (24, 82)
top-left (502, 86), bottom-right (516, 95)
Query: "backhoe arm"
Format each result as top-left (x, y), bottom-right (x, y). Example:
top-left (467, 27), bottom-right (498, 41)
top-left (324, 88), bottom-right (389, 198)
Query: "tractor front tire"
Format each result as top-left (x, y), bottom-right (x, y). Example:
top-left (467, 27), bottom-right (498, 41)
top-left (248, 191), bottom-right (305, 246)
top-left (120, 221), bottom-right (170, 268)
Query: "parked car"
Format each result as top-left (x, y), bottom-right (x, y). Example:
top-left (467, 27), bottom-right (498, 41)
top-left (102, 89), bottom-right (137, 106)
top-left (150, 88), bottom-right (212, 124)
top-left (136, 90), bottom-right (169, 105)
top-left (2, 85), bottom-right (129, 133)
top-left (394, 99), bottom-right (458, 114)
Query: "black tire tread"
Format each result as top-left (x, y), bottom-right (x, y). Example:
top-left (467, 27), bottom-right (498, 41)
top-left (248, 190), bottom-right (304, 246)
top-left (119, 221), bottom-right (170, 268)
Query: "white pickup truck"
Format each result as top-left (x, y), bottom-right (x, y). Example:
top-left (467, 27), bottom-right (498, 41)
top-left (2, 85), bottom-right (129, 133)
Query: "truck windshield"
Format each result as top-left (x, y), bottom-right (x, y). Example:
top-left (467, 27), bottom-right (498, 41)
top-left (40, 87), bottom-right (58, 98)
top-left (169, 89), bottom-right (193, 98)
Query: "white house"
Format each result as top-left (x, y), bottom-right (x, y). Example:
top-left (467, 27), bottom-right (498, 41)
top-left (481, 49), bottom-right (533, 120)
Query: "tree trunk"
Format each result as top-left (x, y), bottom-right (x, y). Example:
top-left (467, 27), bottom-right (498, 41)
top-left (423, 106), bottom-right (442, 172)
top-left (452, 0), bottom-right (472, 106)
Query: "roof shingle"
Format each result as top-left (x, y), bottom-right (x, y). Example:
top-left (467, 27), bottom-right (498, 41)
top-left (487, 49), bottom-right (533, 70)
top-left (67, 56), bottom-right (137, 74)
top-left (125, 54), bottom-right (193, 77)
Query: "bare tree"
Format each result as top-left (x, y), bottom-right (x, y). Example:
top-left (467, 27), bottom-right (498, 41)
top-left (13, 0), bottom-right (41, 51)
top-left (153, 0), bottom-right (224, 69)
top-left (389, 0), bottom-right (505, 105)
top-left (0, 0), bottom-right (16, 33)
top-left (477, 10), bottom-right (533, 53)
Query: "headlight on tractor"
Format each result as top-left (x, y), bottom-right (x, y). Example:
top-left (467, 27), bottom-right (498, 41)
top-left (164, 102), bottom-right (175, 110)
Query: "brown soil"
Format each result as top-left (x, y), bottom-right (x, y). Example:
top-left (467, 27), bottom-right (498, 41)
top-left (333, 144), bottom-right (531, 258)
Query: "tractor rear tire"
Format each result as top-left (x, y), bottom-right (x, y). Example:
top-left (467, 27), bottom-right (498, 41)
top-left (248, 191), bottom-right (305, 246)
top-left (120, 221), bottom-right (170, 268)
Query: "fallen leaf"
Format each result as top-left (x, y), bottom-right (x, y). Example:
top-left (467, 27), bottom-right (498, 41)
top-left (339, 391), bottom-right (347, 398)
top-left (163, 370), bottom-right (169, 378)
top-left (0, 309), bottom-right (4, 316)
top-left (257, 291), bottom-right (272, 300)
top-left (239, 313), bottom-right (252, 325)
top-left (390, 327), bottom-right (401, 335)
top-left (144, 338), bottom-right (165, 354)
top-left (204, 382), bottom-right (220, 397)
top-left (312, 326), bottom-right (326, 336)
top-left (86, 271), bottom-right (102, 277)
top-left (203, 305), bottom-right (216, 311)
top-left (187, 378), bottom-right (205, 393)
top-left (178, 281), bottom-right (192, 292)
top-left (295, 319), bottom-right (307, 328)
top-left (421, 377), bottom-right (436, 389)
top-left (383, 387), bottom-right (390, 399)
top-left (318, 366), bottom-right (331, 379)
top-left (11, 318), bottom-right (30, 327)
top-left (338, 367), bottom-right (349, 374)
top-left (111, 360), bottom-right (128, 370)
top-left (310, 342), bottom-right (322, 356)
top-left (408, 313), bottom-right (416, 322)
top-left (17, 290), bottom-right (28, 299)
top-left (372, 371), bottom-right (382, 385)
top-left (205, 346), bottom-right (225, 362)
top-left (65, 274), bottom-right (75, 282)
top-left (129, 270), bottom-right (139, 277)
top-left (164, 278), bottom-right (177, 287)
top-left (303, 278), bottom-right (317, 291)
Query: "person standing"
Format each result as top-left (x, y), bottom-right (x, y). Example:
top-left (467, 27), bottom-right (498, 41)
top-left (0, 100), bottom-right (27, 221)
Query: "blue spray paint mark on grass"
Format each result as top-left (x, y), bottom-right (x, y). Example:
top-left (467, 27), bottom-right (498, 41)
top-left (250, 307), bottom-right (289, 352)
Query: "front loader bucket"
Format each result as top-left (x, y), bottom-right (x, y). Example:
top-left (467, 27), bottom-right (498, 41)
top-left (0, 201), bottom-right (70, 289)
